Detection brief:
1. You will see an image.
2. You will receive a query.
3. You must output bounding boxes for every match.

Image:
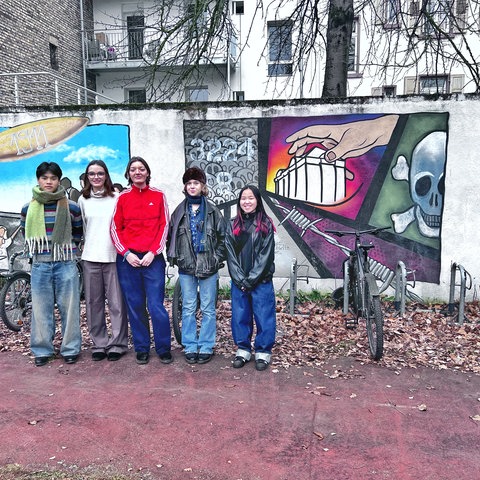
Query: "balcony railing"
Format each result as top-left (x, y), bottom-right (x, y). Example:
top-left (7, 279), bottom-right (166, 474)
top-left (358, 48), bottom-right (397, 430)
top-left (85, 28), bottom-right (236, 68)
top-left (0, 72), bottom-right (118, 107)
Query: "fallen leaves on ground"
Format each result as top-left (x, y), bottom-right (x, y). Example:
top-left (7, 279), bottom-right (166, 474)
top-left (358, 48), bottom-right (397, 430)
top-left (0, 298), bottom-right (479, 375)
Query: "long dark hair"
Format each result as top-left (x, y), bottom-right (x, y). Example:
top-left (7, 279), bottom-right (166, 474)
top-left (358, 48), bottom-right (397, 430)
top-left (232, 185), bottom-right (275, 237)
top-left (125, 156), bottom-right (151, 186)
top-left (81, 160), bottom-right (115, 199)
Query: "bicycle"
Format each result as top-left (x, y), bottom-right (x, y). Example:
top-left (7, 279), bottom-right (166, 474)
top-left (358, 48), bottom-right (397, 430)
top-left (325, 226), bottom-right (389, 360)
top-left (0, 251), bottom-right (84, 332)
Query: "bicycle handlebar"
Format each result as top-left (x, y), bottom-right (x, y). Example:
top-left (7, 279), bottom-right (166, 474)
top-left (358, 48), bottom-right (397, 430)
top-left (325, 226), bottom-right (390, 237)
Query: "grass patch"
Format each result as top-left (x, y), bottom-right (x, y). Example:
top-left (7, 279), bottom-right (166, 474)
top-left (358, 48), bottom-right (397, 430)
top-left (0, 464), bottom-right (148, 480)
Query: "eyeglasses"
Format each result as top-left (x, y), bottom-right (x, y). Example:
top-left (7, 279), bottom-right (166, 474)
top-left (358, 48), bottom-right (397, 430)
top-left (87, 172), bottom-right (105, 178)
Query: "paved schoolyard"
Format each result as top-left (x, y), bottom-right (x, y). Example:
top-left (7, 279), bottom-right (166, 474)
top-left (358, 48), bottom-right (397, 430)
top-left (0, 349), bottom-right (479, 479)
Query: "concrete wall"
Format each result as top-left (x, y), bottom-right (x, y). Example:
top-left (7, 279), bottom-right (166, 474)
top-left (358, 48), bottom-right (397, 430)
top-left (0, 95), bottom-right (478, 302)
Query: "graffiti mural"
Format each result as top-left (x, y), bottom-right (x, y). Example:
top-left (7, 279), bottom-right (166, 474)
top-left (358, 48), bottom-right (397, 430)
top-left (0, 117), bottom-right (130, 260)
top-left (184, 113), bottom-right (448, 284)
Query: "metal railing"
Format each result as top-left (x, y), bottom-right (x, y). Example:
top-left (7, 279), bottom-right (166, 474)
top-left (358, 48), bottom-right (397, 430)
top-left (0, 72), bottom-right (118, 107)
top-left (85, 28), bottom-right (235, 65)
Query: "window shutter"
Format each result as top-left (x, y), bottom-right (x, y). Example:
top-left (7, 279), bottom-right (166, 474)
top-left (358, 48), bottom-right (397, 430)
top-left (404, 77), bottom-right (417, 95)
top-left (371, 87), bottom-right (382, 96)
top-left (450, 74), bottom-right (464, 93)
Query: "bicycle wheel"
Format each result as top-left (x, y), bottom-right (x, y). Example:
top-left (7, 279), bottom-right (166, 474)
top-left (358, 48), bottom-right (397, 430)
top-left (171, 281), bottom-right (183, 345)
top-left (76, 259), bottom-right (84, 300)
top-left (0, 272), bottom-right (32, 332)
top-left (363, 278), bottom-right (384, 360)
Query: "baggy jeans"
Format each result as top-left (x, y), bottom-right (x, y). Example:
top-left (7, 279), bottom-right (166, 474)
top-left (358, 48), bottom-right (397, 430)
top-left (30, 260), bottom-right (81, 358)
top-left (231, 280), bottom-right (276, 354)
top-left (116, 253), bottom-right (171, 355)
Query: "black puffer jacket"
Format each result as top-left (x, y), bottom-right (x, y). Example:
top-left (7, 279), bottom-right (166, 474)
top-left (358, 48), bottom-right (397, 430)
top-left (167, 199), bottom-right (226, 278)
top-left (225, 217), bottom-right (275, 291)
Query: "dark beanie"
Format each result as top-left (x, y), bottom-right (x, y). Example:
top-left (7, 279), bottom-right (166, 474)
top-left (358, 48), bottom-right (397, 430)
top-left (182, 167), bottom-right (206, 185)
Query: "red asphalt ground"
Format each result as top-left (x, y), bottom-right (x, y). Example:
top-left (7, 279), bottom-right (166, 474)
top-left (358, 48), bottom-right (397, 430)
top-left (0, 349), bottom-right (479, 480)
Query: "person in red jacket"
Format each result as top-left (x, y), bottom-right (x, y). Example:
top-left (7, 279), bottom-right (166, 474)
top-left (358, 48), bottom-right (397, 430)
top-left (111, 156), bottom-right (172, 365)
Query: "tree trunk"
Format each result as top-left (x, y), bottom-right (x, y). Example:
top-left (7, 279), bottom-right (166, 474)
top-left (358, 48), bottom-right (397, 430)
top-left (322, 0), bottom-right (354, 98)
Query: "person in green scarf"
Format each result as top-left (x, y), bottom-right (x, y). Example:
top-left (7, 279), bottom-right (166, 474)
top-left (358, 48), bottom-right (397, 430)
top-left (20, 162), bottom-right (83, 367)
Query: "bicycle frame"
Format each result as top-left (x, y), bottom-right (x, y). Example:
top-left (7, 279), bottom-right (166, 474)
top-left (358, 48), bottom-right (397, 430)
top-left (341, 233), bottom-right (379, 315)
top-left (326, 226), bottom-right (388, 360)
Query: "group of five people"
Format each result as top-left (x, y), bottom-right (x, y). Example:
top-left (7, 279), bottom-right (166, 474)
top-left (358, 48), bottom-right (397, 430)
top-left (20, 158), bottom-right (277, 372)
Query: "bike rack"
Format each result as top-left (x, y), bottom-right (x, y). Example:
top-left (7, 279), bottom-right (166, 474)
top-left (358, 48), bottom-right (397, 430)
top-left (448, 263), bottom-right (472, 324)
top-left (394, 261), bottom-right (416, 316)
top-left (289, 258), bottom-right (310, 315)
top-left (342, 261), bottom-right (349, 315)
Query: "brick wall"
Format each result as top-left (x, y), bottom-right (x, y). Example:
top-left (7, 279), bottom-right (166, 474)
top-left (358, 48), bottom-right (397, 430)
top-left (0, 0), bottom-right (95, 106)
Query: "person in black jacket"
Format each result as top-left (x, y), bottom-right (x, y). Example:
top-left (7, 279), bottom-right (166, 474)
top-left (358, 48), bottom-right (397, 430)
top-left (225, 185), bottom-right (276, 371)
top-left (167, 167), bottom-right (226, 364)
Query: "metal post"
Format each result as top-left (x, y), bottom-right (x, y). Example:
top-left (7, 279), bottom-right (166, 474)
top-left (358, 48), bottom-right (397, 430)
top-left (289, 258), bottom-right (297, 316)
top-left (79, 0), bottom-right (88, 104)
top-left (343, 261), bottom-right (349, 315)
top-left (54, 79), bottom-right (59, 105)
top-left (14, 75), bottom-right (19, 105)
top-left (395, 261), bottom-right (407, 316)
top-left (448, 263), bottom-right (471, 324)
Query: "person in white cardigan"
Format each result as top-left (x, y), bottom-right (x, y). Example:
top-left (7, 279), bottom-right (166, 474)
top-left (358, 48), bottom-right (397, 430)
top-left (78, 160), bottom-right (128, 361)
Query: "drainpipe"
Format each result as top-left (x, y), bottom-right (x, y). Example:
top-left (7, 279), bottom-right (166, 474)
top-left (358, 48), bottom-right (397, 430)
top-left (79, 0), bottom-right (88, 104)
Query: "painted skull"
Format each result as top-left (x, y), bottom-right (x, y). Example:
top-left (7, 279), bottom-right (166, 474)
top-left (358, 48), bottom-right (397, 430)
top-left (409, 131), bottom-right (446, 237)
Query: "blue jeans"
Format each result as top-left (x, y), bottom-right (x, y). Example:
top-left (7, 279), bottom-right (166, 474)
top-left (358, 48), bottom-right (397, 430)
top-left (30, 261), bottom-right (81, 358)
top-left (231, 280), bottom-right (276, 354)
top-left (179, 273), bottom-right (217, 354)
top-left (116, 253), bottom-right (171, 355)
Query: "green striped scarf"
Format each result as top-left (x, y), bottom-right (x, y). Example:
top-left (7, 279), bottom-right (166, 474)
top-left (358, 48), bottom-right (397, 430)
top-left (25, 185), bottom-right (73, 260)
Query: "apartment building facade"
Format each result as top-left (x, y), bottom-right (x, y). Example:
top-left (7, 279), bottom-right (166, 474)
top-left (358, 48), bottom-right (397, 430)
top-left (1, 1), bottom-right (477, 106)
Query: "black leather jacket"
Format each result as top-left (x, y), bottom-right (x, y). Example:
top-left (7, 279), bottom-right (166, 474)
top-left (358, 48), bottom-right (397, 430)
top-left (225, 217), bottom-right (275, 291)
top-left (167, 198), bottom-right (226, 278)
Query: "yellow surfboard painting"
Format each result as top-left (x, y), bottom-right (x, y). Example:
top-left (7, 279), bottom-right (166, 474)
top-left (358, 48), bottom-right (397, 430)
top-left (0, 116), bottom-right (89, 162)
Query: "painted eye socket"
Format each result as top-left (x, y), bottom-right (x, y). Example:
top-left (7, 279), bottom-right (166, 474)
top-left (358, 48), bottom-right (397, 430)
top-left (415, 176), bottom-right (431, 197)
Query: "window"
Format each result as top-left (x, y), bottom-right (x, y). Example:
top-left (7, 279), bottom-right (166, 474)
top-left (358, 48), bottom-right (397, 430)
top-left (49, 36), bottom-right (59, 70)
top-left (423, 0), bottom-right (453, 36)
top-left (187, 1), bottom-right (208, 31)
top-left (127, 15), bottom-right (145, 60)
top-left (232, 1), bottom-right (244, 14)
top-left (186, 86), bottom-right (208, 102)
top-left (384, 0), bottom-right (401, 27)
top-left (383, 85), bottom-right (397, 97)
top-left (404, 74), bottom-right (464, 94)
top-left (267, 21), bottom-right (293, 76)
top-left (127, 89), bottom-right (147, 103)
top-left (419, 75), bottom-right (448, 94)
top-left (234, 91), bottom-right (245, 101)
top-left (348, 19), bottom-right (359, 74)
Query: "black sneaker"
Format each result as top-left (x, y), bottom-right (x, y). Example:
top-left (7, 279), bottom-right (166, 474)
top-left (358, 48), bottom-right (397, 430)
top-left (136, 352), bottom-right (150, 365)
top-left (34, 356), bottom-right (53, 367)
top-left (159, 352), bottom-right (173, 364)
top-left (197, 353), bottom-right (213, 364)
top-left (107, 352), bottom-right (124, 362)
top-left (64, 355), bottom-right (79, 365)
top-left (233, 356), bottom-right (249, 368)
top-left (92, 352), bottom-right (107, 361)
top-left (185, 352), bottom-right (198, 364)
top-left (255, 359), bottom-right (269, 371)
